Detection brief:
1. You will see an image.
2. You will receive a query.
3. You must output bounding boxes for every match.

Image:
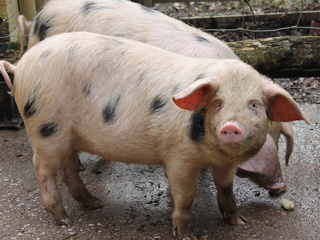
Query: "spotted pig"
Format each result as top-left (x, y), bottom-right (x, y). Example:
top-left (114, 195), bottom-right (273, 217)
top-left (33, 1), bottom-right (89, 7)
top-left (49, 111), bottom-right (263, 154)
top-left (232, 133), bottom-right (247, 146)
top-left (18, 0), bottom-right (295, 193)
top-left (0, 32), bottom-right (308, 239)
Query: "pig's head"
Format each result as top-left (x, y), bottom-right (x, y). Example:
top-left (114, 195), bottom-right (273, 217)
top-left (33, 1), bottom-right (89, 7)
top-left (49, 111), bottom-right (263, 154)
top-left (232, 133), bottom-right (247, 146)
top-left (172, 60), bottom-right (308, 163)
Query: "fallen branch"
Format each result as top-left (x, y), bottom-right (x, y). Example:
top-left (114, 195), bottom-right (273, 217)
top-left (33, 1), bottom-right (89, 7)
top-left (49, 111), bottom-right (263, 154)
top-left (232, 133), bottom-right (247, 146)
top-left (227, 36), bottom-right (320, 78)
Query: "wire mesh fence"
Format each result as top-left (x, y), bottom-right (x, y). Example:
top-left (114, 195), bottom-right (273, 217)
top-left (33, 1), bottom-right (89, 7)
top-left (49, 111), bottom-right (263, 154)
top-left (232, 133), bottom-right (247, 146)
top-left (0, 0), bottom-right (319, 41)
top-left (153, 0), bottom-right (320, 39)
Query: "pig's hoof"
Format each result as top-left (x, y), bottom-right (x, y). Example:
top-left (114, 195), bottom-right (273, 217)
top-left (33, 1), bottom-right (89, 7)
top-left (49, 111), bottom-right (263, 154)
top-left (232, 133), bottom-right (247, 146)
top-left (229, 213), bottom-right (247, 225)
top-left (181, 234), bottom-right (198, 240)
top-left (173, 226), bottom-right (197, 240)
top-left (174, 232), bottom-right (197, 240)
top-left (57, 217), bottom-right (72, 225)
top-left (86, 198), bottom-right (104, 209)
top-left (268, 187), bottom-right (286, 195)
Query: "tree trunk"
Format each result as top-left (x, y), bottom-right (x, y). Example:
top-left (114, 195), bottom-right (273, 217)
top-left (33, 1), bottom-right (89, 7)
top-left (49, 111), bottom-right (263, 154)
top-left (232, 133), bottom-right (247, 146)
top-left (226, 36), bottom-right (320, 78)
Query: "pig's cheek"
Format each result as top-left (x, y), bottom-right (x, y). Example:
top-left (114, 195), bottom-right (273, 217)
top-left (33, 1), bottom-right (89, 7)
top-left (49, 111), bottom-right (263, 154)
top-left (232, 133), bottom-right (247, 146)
top-left (253, 105), bottom-right (269, 120)
top-left (248, 106), bottom-right (269, 131)
top-left (205, 114), bottom-right (222, 143)
top-left (248, 120), bottom-right (269, 151)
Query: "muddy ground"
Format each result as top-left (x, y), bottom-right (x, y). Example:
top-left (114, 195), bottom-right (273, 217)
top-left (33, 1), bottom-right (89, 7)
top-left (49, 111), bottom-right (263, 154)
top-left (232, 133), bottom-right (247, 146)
top-left (0, 105), bottom-right (319, 240)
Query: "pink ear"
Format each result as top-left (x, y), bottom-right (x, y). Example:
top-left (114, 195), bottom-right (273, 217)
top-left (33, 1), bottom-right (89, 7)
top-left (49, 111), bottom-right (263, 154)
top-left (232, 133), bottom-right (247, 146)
top-left (263, 81), bottom-right (309, 123)
top-left (172, 78), bottom-right (220, 111)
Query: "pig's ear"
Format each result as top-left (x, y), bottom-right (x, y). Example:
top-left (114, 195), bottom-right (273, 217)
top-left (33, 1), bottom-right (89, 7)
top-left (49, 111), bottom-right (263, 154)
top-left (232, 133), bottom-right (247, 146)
top-left (263, 81), bottom-right (309, 123)
top-left (172, 77), bottom-right (220, 111)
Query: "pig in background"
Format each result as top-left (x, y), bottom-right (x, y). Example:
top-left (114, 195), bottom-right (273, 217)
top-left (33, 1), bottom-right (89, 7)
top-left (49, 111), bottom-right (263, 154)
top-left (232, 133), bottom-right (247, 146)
top-left (0, 32), bottom-right (308, 239)
top-left (19, 0), bottom-right (237, 59)
top-left (18, 0), bottom-right (296, 193)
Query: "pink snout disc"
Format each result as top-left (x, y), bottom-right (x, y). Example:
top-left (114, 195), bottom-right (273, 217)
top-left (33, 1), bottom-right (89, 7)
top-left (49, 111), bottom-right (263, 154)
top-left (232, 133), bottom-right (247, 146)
top-left (219, 122), bottom-right (244, 146)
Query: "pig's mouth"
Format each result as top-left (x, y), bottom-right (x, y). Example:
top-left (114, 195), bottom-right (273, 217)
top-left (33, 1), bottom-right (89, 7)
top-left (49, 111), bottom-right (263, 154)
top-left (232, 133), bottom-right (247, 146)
top-left (218, 134), bottom-right (262, 159)
top-left (223, 141), bottom-right (243, 148)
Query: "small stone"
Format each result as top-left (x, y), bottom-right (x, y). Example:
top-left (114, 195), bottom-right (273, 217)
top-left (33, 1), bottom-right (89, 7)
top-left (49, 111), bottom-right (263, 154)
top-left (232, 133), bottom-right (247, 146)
top-left (281, 198), bottom-right (294, 211)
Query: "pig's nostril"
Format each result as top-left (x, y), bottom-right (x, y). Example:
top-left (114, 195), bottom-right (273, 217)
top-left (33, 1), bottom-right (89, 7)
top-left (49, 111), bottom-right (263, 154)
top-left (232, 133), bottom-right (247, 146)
top-left (222, 130), bottom-right (239, 135)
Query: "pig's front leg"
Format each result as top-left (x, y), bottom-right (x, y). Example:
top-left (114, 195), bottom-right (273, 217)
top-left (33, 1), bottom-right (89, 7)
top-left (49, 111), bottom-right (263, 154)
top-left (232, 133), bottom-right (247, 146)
top-left (165, 161), bottom-right (200, 240)
top-left (212, 165), bottom-right (247, 225)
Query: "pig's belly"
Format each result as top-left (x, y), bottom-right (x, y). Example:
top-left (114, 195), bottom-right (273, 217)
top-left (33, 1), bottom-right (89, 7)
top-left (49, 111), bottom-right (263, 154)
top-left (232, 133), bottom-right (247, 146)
top-left (73, 131), bottom-right (163, 165)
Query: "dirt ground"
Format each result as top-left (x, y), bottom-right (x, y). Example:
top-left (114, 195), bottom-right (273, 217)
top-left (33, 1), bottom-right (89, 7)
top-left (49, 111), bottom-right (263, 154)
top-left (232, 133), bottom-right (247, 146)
top-left (0, 104), bottom-right (319, 240)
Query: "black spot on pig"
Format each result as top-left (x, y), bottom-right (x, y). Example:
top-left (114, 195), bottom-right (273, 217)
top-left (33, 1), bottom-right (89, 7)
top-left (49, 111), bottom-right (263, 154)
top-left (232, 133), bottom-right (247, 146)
top-left (172, 83), bottom-right (183, 94)
top-left (194, 34), bottom-right (212, 46)
top-left (82, 1), bottom-right (106, 14)
top-left (141, 5), bottom-right (157, 14)
top-left (39, 49), bottom-right (52, 60)
top-left (82, 83), bottom-right (91, 96)
top-left (67, 45), bottom-right (78, 60)
top-left (39, 23), bottom-right (50, 41)
top-left (195, 72), bottom-right (209, 81)
top-left (33, 15), bottom-right (51, 41)
top-left (40, 122), bottom-right (58, 137)
top-left (102, 96), bottom-right (121, 123)
top-left (150, 96), bottom-right (167, 114)
top-left (137, 72), bottom-right (148, 85)
top-left (189, 109), bottom-right (206, 143)
top-left (24, 98), bottom-right (37, 118)
top-left (82, 1), bottom-right (96, 13)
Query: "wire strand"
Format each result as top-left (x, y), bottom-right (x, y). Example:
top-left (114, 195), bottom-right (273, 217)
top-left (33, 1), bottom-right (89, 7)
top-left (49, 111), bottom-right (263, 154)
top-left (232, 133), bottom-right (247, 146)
top-left (203, 26), bottom-right (320, 33)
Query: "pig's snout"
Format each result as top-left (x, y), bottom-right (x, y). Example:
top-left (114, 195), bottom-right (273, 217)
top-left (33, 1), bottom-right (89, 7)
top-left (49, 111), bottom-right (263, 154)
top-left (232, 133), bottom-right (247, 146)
top-left (219, 122), bottom-right (244, 147)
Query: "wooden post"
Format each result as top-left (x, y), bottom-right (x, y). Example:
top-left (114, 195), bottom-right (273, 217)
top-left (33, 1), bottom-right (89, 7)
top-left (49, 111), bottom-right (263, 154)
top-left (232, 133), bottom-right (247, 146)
top-left (18, 0), bottom-right (36, 20)
top-left (35, 0), bottom-right (49, 12)
top-left (0, 0), bottom-right (19, 42)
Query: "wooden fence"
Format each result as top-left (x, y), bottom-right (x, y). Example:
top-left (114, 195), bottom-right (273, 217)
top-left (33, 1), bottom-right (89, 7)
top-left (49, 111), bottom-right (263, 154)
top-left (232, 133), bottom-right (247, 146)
top-left (0, 0), bottom-right (49, 41)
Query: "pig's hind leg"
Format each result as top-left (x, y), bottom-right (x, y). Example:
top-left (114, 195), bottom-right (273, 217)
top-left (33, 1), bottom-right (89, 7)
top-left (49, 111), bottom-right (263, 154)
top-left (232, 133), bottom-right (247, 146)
top-left (33, 151), bottom-right (70, 224)
top-left (212, 166), bottom-right (247, 225)
top-left (62, 151), bottom-right (104, 209)
top-left (33, 148), bottom-right (103, 225)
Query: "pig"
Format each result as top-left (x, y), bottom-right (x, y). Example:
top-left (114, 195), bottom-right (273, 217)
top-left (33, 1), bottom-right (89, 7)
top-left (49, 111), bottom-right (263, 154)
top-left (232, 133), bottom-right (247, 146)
top-left (20, 0), bottom-right (237, 59)
top-left (18, 0), bottom-right (295, 193)
top-left (237, 121), bottom-right (294, 193)
top-left (0, 32), bottom-right (308, 239)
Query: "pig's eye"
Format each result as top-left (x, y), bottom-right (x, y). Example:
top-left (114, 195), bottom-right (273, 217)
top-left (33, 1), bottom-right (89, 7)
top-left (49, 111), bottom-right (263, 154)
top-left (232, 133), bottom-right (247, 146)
top-left (215, 100), bottom-right (223, 112)
top-left (249, 101), bottom-right (260, 113)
